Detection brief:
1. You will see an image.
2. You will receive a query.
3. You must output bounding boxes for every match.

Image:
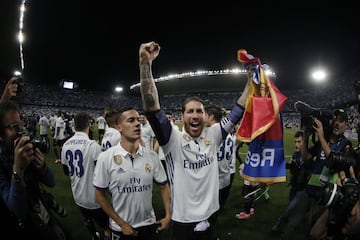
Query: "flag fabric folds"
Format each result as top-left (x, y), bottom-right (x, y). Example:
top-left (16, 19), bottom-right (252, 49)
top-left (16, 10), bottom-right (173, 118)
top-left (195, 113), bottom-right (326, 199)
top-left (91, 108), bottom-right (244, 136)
top-left (236, 49), bottom-right (288, 184)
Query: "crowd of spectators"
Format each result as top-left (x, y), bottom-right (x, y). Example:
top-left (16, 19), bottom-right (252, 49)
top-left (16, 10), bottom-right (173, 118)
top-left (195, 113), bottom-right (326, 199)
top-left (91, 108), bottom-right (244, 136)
top-left (1, 73), bottom-right (358, 139)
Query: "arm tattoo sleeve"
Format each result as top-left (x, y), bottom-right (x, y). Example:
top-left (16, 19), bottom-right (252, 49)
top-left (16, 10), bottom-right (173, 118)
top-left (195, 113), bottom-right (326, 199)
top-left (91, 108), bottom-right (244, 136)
top-left (140, 62), bottom-right (156, 108)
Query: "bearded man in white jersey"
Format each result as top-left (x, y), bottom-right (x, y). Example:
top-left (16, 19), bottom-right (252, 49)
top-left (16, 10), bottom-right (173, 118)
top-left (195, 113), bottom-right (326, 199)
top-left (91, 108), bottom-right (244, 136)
top-left (61, 112), bottom-right (110, 240)
top-left (139, 41), bottom-right (250, 240)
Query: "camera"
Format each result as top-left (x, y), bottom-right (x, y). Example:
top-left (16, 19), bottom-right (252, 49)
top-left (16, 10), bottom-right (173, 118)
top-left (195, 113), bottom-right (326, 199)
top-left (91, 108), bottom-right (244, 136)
top-left (319, 178), bottom-right (360, 235)
top-left (294, 101), bottom-right (333, 140)
top-left (17, 130), bottom-right (49, 154)
top-left (301, 110), bottom-right (333, 137)
top-left (31, 137), bottom-right (50, 154)
top-left (326, 146), bottom-right (360, 178)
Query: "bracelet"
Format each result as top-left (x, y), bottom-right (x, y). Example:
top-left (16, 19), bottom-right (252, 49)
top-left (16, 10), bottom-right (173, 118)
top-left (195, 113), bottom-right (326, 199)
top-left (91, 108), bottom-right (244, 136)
top-left (12, 170), bottom-right (23, 183)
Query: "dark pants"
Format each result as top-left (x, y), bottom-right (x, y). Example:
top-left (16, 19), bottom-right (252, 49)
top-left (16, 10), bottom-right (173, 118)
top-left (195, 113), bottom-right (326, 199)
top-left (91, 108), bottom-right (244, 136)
top-left (78, 206), bottom-right (109, 238)
top-left (111, 224), bottom-right (158, 240)
top-left (169, 214), bottom-right (216, 240)
top-left (281, 191), bottom-right (325, 240)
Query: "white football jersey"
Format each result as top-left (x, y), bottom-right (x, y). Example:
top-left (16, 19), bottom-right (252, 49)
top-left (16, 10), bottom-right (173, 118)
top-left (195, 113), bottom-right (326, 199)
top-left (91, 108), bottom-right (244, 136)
top-left (230, 134), bottom-right (237, 175)
top-left (217, 133), bottom-right (235, 189)
top-left (93, 144), bottom-right (167, 232)
top-left (39, 116), bottom-right (49, 136)
top-left (54, 116), bottom-right (66, 140)
top-left (141, 122), bottom-right (155, 150)
top-left (96, 116), bottom-right (106, 130)
top-left (49, 115), bottom-right (56, 130)
top-left (101, 127), bottom-right (121, 151)
top-left (61, 131), bottom-right (101, 209)
top-left (163, 124), bottom-right (222, 223)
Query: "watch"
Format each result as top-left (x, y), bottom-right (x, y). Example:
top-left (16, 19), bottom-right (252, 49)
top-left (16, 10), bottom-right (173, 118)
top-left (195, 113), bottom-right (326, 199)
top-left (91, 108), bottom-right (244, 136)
top-left (13, 170), bottom-right (23, 183)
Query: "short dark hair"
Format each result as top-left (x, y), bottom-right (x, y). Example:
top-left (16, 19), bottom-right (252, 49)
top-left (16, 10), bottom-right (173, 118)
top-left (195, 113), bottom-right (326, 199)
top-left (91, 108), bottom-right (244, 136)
top-left (74, 112), bottom-right (89, 131)
top-left (104, 107), bottom-right (119, 126)
top-left (182, 96), bottom-right (205, 113)
top-left (294, 130), bottom-right (304, 138)
top-left (205, 105), bottom-right (223, 122)
top-left (117, 106), bottom-right (136, 124)
top-left (0, 100), bottom-right (20, 136)
top-left (118, 106), bottom-right (135, 115)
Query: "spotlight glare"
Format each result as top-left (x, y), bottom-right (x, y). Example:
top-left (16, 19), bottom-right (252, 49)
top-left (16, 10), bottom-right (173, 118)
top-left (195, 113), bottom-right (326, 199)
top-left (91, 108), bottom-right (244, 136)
top-left (115, 86), bottom-right (123, 92)
top-left (312, 70), bottom-right (327, 82)
top-left (18, 32), bottom-right (24, 43)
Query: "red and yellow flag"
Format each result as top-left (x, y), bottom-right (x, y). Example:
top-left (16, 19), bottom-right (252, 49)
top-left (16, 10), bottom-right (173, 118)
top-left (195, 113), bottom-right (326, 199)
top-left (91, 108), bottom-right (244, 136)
top-left (237, 49), bottom-right (287, 142)
top-left (237, 49), bottom-right (288, 184)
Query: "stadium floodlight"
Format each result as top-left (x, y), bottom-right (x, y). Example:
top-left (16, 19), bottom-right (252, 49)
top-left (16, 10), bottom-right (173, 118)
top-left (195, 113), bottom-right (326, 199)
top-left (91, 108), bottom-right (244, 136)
top-left (18, 0), bottom-right (27, 71)
top-left (311, 69), bottom-right (327, 83)
top-left (13, 70), bottom-right (22, 76)
top-left (115, 86), bottom-right (123, 92)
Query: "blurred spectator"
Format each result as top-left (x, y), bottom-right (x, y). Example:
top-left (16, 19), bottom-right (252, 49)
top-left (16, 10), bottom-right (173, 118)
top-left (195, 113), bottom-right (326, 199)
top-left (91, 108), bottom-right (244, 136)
top-left (272, 130), bottom-right (311, 232)
top-left (139, 111), bottom-right (156, 150)
top-left (27, 112), bottom-right (37, 137)
top-left (96, 112), bottom-right (106, 143)
top-left (53, 111), bottom-right (66, 163)
top-left (101, 107), bottom-right (121, 151)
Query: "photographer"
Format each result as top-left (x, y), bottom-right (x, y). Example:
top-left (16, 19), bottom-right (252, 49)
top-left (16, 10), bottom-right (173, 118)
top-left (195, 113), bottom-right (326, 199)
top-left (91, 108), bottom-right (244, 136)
top-left (310, 167), bottom-right (360, 239)
top-left (0, 100), bottom-right (66, 239)
top-left (281, 109), bottom-right (353, 239)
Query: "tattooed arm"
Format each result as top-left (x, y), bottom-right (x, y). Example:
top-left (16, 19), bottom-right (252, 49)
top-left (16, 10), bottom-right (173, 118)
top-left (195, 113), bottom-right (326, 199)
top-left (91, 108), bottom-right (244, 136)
top-left (139, 41), bottom-right (161, 112)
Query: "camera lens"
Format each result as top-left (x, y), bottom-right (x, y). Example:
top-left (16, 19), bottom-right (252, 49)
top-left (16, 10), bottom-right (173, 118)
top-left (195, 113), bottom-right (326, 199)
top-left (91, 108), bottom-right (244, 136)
top-left (320, 183), bottom-right (343, 207)
top-left (326, 151), bottom-right (356, 173)
top-left (31, 137), bottom-right (49, 154)
top-left (320, 179), bottom-right (360, 235)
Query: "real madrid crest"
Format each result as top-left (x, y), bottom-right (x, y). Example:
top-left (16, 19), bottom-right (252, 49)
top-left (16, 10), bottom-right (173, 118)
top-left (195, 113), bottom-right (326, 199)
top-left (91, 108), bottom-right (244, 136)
top-left (204, 139), bottom-right (212, 146)
top-left (113, 155), bottom-right (123, 165)
top-left (145, 163), bottom-right (151, 173)
top-left (183, 134), bottom-right (191, 142)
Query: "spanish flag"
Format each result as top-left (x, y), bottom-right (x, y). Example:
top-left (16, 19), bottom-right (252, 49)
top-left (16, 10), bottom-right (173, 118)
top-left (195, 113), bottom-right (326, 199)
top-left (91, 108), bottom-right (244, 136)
top-left (237, 49), bottom-right (288, 184)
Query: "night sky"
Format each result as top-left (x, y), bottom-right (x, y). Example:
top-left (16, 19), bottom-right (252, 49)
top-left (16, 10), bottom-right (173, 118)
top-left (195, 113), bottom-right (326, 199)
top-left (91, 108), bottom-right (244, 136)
top-left (1, 2), bottom-right (359, 92)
